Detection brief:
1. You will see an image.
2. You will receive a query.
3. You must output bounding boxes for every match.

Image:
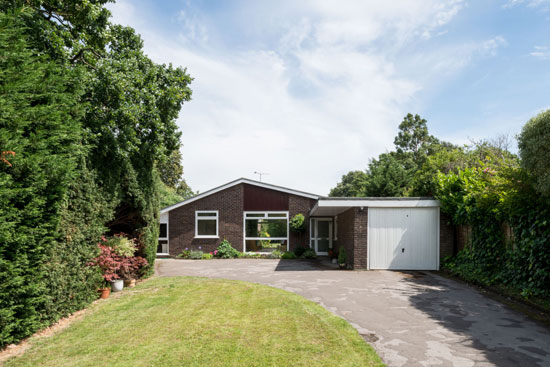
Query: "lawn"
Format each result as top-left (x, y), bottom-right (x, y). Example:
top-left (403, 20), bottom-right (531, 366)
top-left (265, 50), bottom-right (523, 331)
top-left (5, 277), bottom-right (383, 367)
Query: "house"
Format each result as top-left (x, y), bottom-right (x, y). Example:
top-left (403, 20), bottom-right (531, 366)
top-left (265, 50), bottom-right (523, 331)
top-left (158, 178), bottom-right (455, 270)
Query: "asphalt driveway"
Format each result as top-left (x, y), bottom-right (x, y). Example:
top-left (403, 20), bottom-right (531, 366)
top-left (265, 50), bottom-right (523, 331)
top-left (156, 259), bottom-right (550, 367)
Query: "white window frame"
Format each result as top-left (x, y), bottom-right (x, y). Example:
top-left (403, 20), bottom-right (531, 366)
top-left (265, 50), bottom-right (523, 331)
top-left (195, 210), bottom-right (219, 238)
top-left (157, 214), bottom-right (169, 255)
top-left (310, 218), bottom-right (333, 255)
top-left (243, 211), bottom-right (289, 252)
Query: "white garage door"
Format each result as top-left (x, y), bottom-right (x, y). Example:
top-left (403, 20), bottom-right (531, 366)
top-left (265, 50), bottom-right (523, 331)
top-left (368, 207), bottom-right (439, 270)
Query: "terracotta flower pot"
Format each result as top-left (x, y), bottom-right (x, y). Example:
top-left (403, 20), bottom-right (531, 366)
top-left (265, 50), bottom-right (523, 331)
top-left (99, 287), bottom-right (110, 299)
top-left (124, 278), bottom-right (136, 288)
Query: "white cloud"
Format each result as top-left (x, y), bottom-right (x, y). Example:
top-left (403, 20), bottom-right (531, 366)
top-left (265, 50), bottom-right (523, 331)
top-left (504, 0), bottom-right (550, 9)
top-left (107, 0), bottom-right (504, 195)
top-left (530, 45), bottom-right (550, 59)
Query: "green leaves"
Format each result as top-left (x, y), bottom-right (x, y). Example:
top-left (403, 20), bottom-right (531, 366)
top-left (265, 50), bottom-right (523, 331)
top-left (0, 2), bottom-right (193, 347)
top-left (518, 109), bottom-right (550, 198)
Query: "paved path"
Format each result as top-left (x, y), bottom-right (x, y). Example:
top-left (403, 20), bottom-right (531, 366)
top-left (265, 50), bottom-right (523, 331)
top-left (156, 258), bottom-right (550, 367)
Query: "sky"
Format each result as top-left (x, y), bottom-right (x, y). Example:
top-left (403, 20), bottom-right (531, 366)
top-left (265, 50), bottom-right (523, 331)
top-left (107, 0), bottom-right (550, 195)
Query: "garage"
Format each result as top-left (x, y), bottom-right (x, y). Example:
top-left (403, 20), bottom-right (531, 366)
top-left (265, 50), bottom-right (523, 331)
top-left (368, 207), bottom-right (439, 270)
top-left (310, 197), bottom-right (443, 270)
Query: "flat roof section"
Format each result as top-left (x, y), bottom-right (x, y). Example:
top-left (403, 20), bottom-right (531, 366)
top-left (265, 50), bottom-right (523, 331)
top-left (310, 197), bottom-right (440, 216)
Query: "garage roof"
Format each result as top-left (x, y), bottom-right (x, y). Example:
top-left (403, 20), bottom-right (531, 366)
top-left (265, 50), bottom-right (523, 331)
top-left (310, 197), bottom-right (440, 216)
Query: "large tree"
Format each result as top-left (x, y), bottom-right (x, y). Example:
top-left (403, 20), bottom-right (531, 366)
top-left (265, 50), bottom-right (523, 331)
top-left (329, 171), bottom-right (368, 197)
top-left (364, 153), bottom-right (411, 197)
top-left (0, 10), bottom-right (98, 345)
top-left (0, 2), bottom-right (193, 346)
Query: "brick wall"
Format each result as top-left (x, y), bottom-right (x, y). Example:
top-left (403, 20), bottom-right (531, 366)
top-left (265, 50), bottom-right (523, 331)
top-left (288, 195), bottom-right (316, 251)
top-left (168, 184), bottom-right (244, 255)
top-left (352, 208), bottom-right (368, 269)
top-left (456, 224), bottom-right (471, 252)
top-left (334, 208), bottom-right (368, 269)
top-left (440, 211), bottom-right (456, 258)
top-left (167, 184), bottom-right (315, 256)
top-left (335, 208), bottom-right (355, 267)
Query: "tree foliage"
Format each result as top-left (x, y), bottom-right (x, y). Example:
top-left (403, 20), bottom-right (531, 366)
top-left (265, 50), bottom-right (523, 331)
top-left (329, 171), bottom-right (368, 197)
top-left (329, 113), bottom-right (438, 197)
top-left (436, 162), bottom-right (549, 298)
top-left (518, 109), bottom-right (550, 197)
top-left (0, 3), bottom-right (192, 347)
top-left (364, 153), bottom-right (411, 197)
top-left (0, 10), bottom-right (95, 344)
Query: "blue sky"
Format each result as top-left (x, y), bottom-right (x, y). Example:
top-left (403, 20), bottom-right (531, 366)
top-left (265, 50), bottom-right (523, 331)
top-left (108, 0), bottom-right (550, 195)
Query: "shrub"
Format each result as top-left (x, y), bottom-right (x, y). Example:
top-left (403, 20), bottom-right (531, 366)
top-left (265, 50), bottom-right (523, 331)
top-left (215, 239), bottom-right (241, 258)
top-left (177, 249), bottom-right (191, 259)
top-left (202, 253), bottom-right (213, 260)
top-left (88, 244), bottom-right (148, 282)
top-left (189, 250), bottom-right (203, 260)
top-left (293, 245), bottom-right (306, 257)
top-left (240, 252), bottom-right (262, 258)
top-left (268, 250), bottom-right (282, 259)
top-left (289, 214), bottom-right (306, 233)
top-left (105, 234), bottom-right (137, 257)
top-left (338, 247), bottom-right (347, 265)
top-left (518, 109), bottom-right (550, 197)
top-left (281, 252), bottom-right (297, 259)
top-left (301, 249), bottom-right (317, 259)
top-left (119, 256), bottom-right (148, 280)
top-left (88, 245), bottom-right (123, 283)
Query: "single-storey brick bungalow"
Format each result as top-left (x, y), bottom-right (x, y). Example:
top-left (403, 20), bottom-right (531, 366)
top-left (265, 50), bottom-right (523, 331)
top-left (159, 178), bottom-right (455, 270)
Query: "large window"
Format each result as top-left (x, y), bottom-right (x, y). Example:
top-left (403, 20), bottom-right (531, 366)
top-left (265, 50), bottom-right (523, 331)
top-left (244, 212), bottom-right (288, 252)
top-left (195, 211), bottom-right (218, 238)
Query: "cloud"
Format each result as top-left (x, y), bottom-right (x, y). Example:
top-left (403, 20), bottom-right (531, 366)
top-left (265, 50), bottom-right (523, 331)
top-left (107, 0), bottom-right (504, 195)
top-left (504, 0), bottom-right (550, 10)
top-left (530, 45), bottom-right (550, 59)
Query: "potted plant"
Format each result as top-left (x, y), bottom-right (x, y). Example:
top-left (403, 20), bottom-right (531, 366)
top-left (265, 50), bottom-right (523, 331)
top-left (338, 247), bottom-right (347, 269)
top-left (89, 244), bottom-right (124, 296)
top-left (111, 278), bottom-right (124, 292)
top-left (98, 286), bottom-right (111, 299)
top-left (119, 256), bottom-right (148, 288)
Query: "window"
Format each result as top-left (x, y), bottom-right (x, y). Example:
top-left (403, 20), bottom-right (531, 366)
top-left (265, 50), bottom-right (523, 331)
top-left (195, 211), bottom-right (218, 238)
top-left (159, 223), bottom-right (168, 239)
top-left (158, 222), bottom-right (169, 254)
top-left (244, 212), bottom-right (288, 252)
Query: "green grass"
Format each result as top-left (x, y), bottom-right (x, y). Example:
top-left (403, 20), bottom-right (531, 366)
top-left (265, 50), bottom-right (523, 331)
top-left (5, 277), bottom-right (383, 367)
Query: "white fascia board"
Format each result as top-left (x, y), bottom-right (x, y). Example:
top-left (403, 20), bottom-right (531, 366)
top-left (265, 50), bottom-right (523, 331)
top-left (317, 199), bottom-right (440, 208)
top-left (161, 178), bottom-right (319, 214)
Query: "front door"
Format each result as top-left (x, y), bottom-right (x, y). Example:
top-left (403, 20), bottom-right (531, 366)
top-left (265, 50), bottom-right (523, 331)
top-left (313, 219), bottom-right (332, 255)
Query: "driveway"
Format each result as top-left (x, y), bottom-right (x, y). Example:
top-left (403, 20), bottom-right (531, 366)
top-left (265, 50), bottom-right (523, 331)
top-left (156, 259), bottom-right (550, 367)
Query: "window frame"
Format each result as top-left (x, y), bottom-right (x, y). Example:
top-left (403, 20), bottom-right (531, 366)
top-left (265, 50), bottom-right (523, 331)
top-left (195, 210), bottom-right (219, 238)
top-left (243, 211), bottom-right (289, 252)
top-left (157, 218), bottom-right (169, 255)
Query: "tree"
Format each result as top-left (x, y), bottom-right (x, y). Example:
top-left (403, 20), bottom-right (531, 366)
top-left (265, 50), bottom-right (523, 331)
top-left (83, 24), bottom-right (192, 270)
top-left (364, 153), bottom-right (411, 197)
top-left (0, 10), bottom-right (93, 345)
top-left (329, 171), bottom-right (368, 197)
top-left (394, 113), bottom-right (437, 170)
top-left (518, 110), bottom-right (550, 197)
top-left (0, 3), bottom-right (193, 346)
top-left (157, 149), bottom-right (184, 189)
top-left (176, 178), bottom-right (195, 199)
top-left (410, 147), bottom-right (470, 196)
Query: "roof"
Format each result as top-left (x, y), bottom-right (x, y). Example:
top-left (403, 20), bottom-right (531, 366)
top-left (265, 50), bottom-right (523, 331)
top-left (310, 196), bottom-right (440, 216)
top-left (160, 178), bottom-right (320, 214)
